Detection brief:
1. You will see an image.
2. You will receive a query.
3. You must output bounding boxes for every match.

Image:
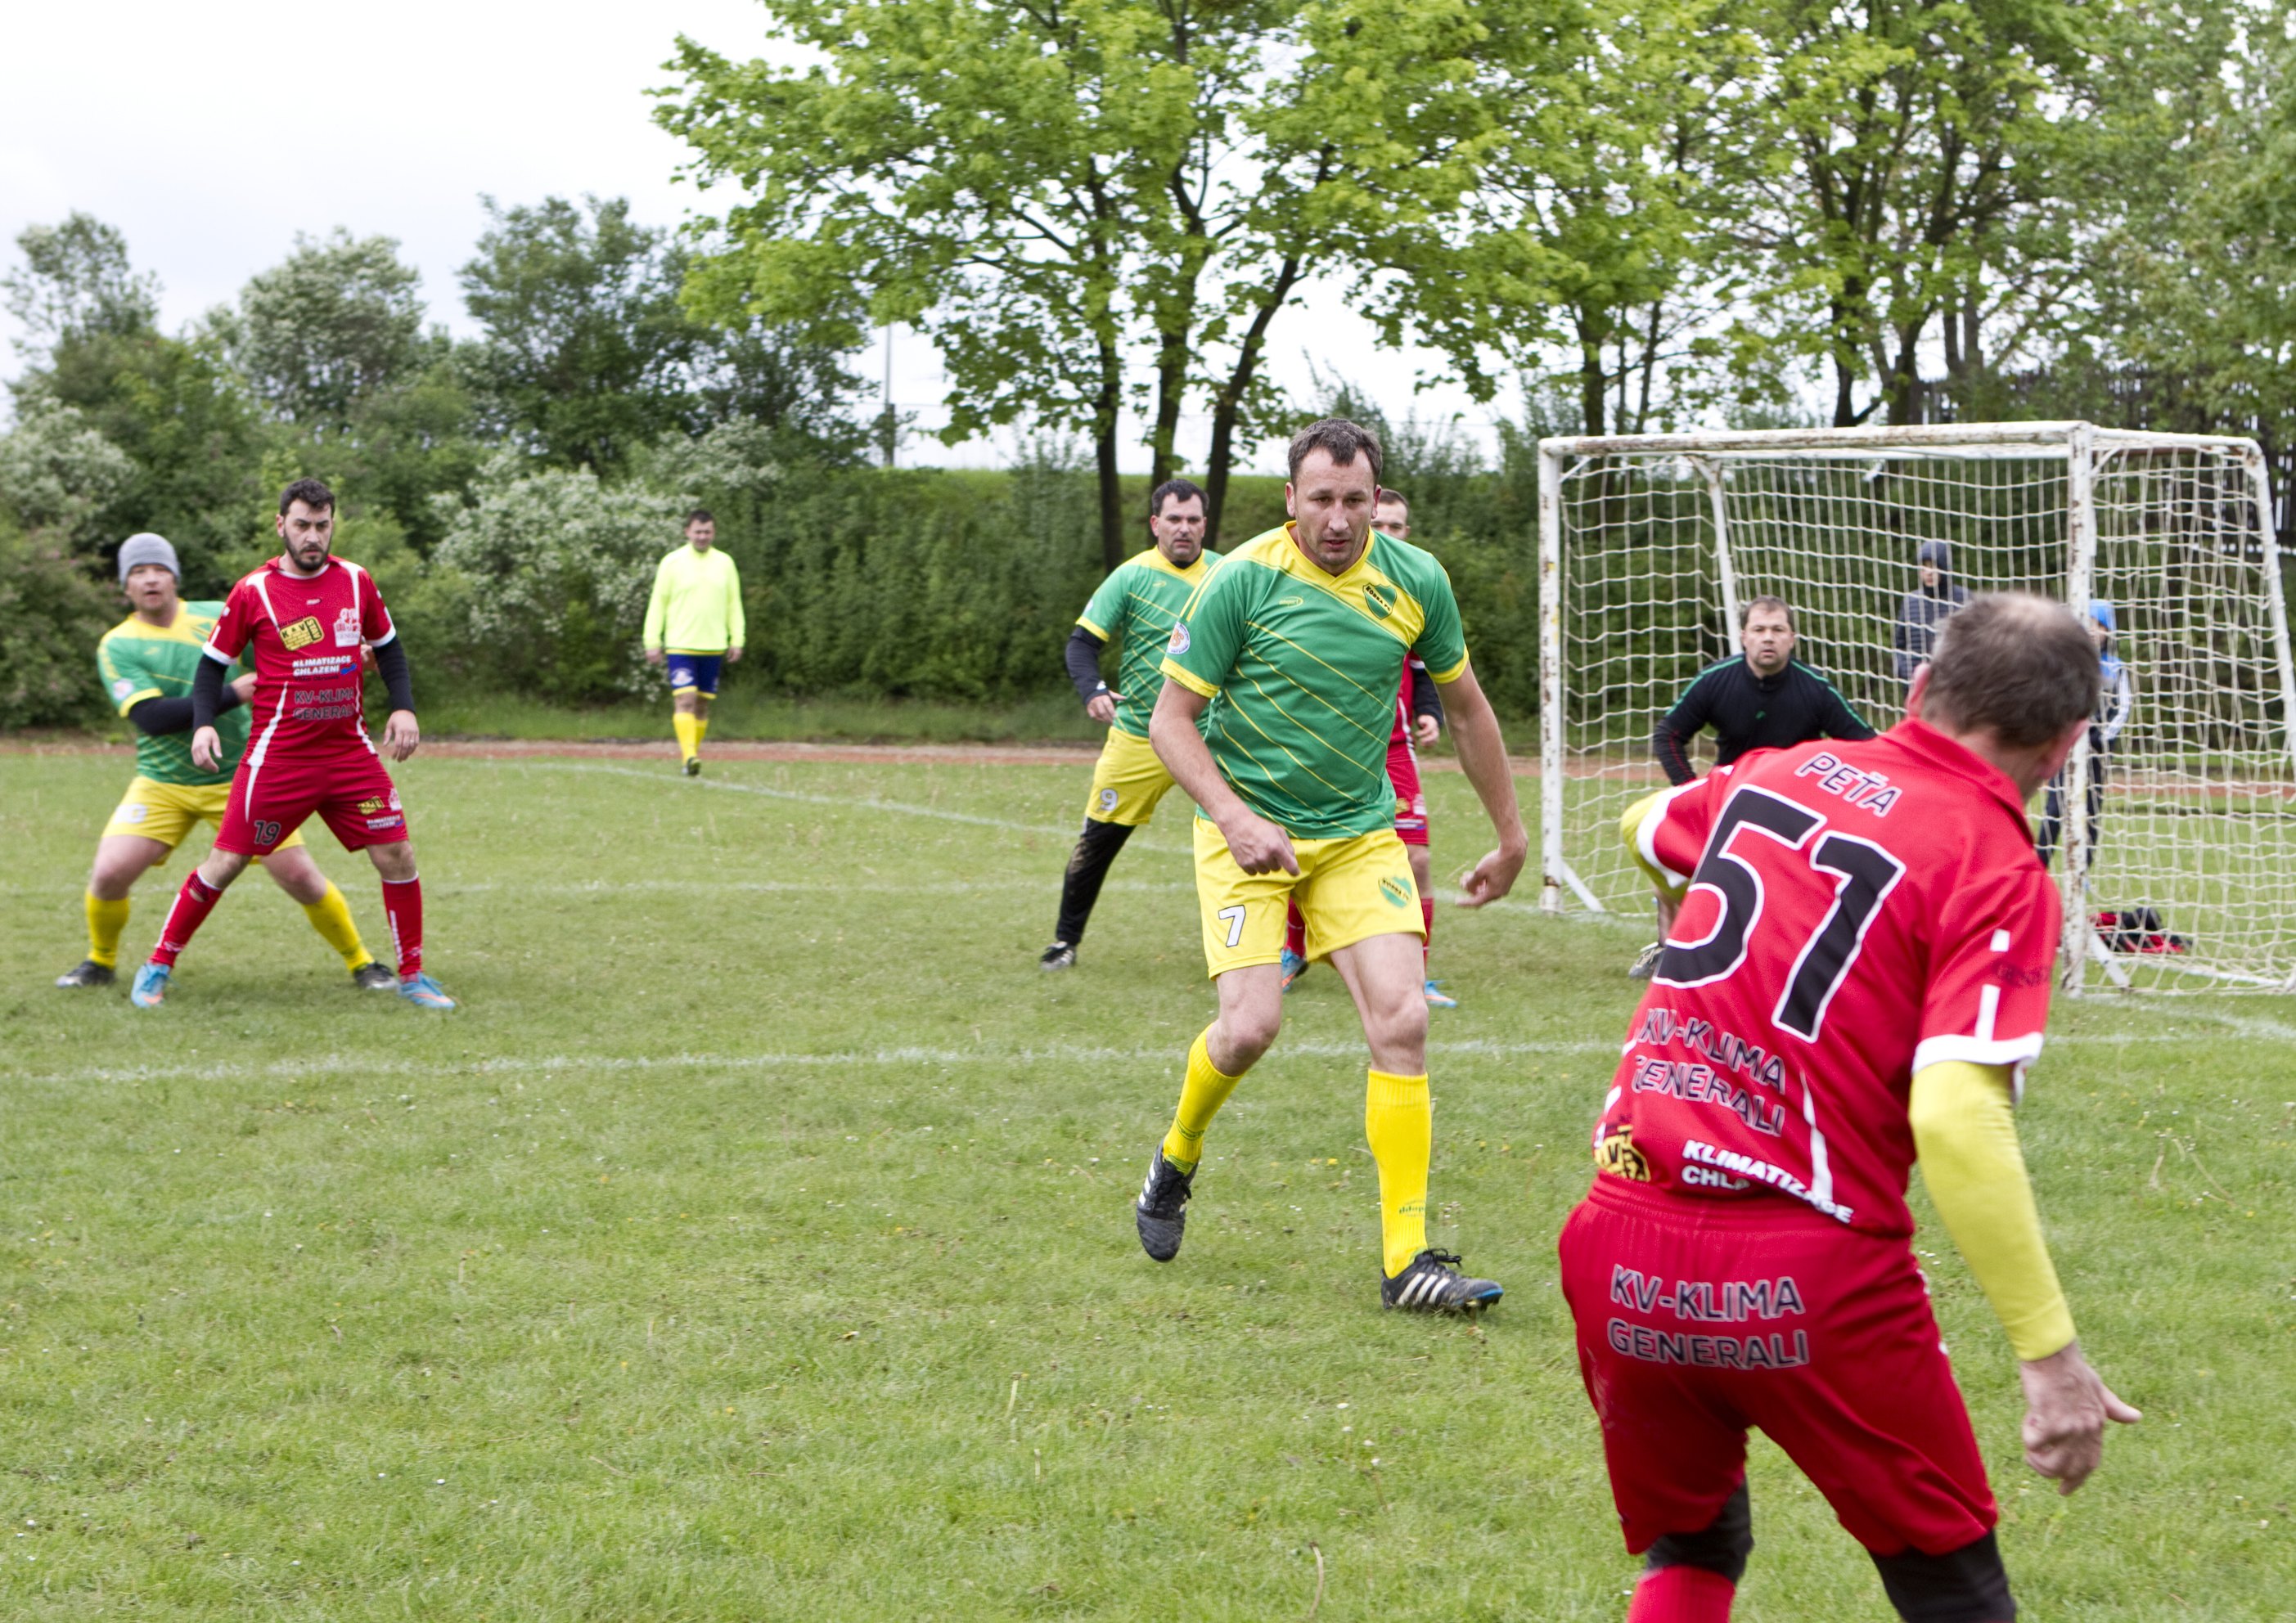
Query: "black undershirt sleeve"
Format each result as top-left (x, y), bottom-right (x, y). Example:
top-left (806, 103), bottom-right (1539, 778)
top-left (1410, 661), bottom-right (1445, 727)
top-left (128, 685), bottom-right (241, 737)
top-left (371, 636), bottom-right (416, 713)
top-left (1065, 626), bottom-right (1110, 706)
top-left (1652, 672), bottom-right (1713, 785)
top-left (189, 656), bottom-right (227, 733)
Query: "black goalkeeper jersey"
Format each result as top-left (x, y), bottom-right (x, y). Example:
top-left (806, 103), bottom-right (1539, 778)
top-left (1652, 655), bottom-right (1875, 785)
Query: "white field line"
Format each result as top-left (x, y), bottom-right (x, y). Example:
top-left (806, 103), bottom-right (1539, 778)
top-left (7, 1018), bottom-right (2280, 1090)
top-left (508, 758), bottom-right (1192, 852)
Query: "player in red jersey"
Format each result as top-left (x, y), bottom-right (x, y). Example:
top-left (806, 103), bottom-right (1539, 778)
top-left (1281, 490), bottom-right (1455, 1005)
top-left (128, 479), bottom-right (455, 1011)
top-left (1560, 594), bottom-right (2137, 1623)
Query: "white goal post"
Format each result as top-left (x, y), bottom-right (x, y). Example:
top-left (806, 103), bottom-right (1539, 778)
top-left (1536, 421), bottom-right (2296, 993)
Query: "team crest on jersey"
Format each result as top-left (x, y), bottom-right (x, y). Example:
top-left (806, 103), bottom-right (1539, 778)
top-left (1166, 623), bottom-right (1191, 656)
top-left (334, 608), bottom-right (361, 647)
top-left (1363, 584), bottom-right (1395, 618)
top-left (1594, 1124), bottom-right (1651, 1182)
top-left (1378, 875), bottom-right (1411, 908)
top-left (280, 615), bottom-right (326, 651)
top-left (357, 797), bottom-right (387, 815)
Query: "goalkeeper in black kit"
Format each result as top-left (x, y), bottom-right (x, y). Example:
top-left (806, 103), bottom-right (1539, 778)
top-left (1632, 596), bottom-right (1875, 976)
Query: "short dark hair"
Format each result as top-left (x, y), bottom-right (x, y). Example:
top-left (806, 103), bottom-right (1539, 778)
top-left (1740, 594), bottom-right (1793, 628)
top-left (1148, 479), bottom-right (1205, 519)
top-left (1922, 594), bottom-right (2101, 749)
top-left (1376, 488), bottom-right (1410, 514)
top-left (278, 477), bottom-right (335, 515)
top-left (1287, 417), bottom-right (1382, 485)
top-left (686, 508), bottom-right (715, 528)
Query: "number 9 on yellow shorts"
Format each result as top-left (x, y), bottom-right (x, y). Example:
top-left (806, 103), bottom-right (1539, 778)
top-left (1192, 817), bottom-right (1422, 978)
top-left (1083, 728), bottom-right (1180, 826)
top-left (101, 775), bottom-right (306, 856)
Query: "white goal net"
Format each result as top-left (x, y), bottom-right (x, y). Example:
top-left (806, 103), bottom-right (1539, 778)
top-left (1537, 422), bottom-right (2296, 992)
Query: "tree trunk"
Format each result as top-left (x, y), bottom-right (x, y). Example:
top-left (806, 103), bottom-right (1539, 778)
top-left (1094, 338), bottom-right (1126, 573)
top-left (1204, 253), bottom-right (1303, 546)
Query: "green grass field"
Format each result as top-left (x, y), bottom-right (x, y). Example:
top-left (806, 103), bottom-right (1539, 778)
top-left (2, 749), bottom-right (2291, 1621)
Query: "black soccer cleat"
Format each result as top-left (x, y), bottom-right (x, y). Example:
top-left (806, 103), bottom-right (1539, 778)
top-left (683, 757), bottom-right (703, 778)
top-left (350, 962), bottom-right (398, 991)
top-left (55, 960), bottom-right (115, 989)
top-left (1134, 1149), bottom-right (1195, 1261)
top-left (1039, 941), bottom-right (1078, 972)
top-left (1627, 942), bottom-right (1664, 980)
top-left (1381, 1249), bottom-right (1504, 1313)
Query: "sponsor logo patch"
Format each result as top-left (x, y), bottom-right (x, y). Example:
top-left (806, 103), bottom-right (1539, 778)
top-left (1378, 874), bottom-right (1411, 908)
top-left (1594, 1124), bottom-right (1651, 1182)
top-left (357, 797), bottom-right (387, 815)
top-left (280, 615), bottom-right (326, 651)
top-left (365, 815), bottom-right (406, 831)
top-left (334, 608), bottom-right (362, 647)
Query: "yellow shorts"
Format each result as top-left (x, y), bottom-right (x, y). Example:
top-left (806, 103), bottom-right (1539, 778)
top-left (1193, 818), bottom-right (1421, 977)
top-left (1083, 728), bottom-right (1180, 827)
top-left (101, 776), bottom-right (305, 856)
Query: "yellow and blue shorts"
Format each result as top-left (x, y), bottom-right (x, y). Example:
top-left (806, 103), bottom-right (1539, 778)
top-left (1192, 817), bottom-right (1421, 978)
top-left (101, 776), bottom-right (305, 856)
top-left (1083, 727), bottom-right (1179, 828)
top-left (667, 650), bottom-right (724, 695)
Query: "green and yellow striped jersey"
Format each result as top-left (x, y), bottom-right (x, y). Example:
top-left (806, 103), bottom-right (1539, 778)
top-left (96, 603), bottom-right (250, 787)
top-left (1160, 525), bottom-right (1468, 838)
top-left (1077, 546), bottom-right (1223, 740)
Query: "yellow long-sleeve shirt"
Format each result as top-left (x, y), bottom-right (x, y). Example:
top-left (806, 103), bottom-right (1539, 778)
top-left (642, 545), bottom-right (745, 654)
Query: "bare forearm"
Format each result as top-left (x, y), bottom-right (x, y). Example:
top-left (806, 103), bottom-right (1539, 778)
top-left (1445, 675), bottom-right (1527, 852)
top-left (1149, 682), bottom-right (1244, 822)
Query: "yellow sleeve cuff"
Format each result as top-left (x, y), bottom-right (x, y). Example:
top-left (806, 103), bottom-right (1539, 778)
top-left (1159, 659), bottom-right (1218, 699)
top-left (1077, 614), bottom-right (1110, 640)
top-left (1910, 1060), bottom-right (2076, 1361)
top-left (116, 687), bottom-right (163, 717)
top-left (1425, 654), bottom-right (1470, 684)
top-left (1620, 787), bottom-right (1690, 897)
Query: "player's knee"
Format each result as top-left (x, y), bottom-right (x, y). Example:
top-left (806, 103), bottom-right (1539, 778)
top-left (200, 847), bottom-right (252, 889)
top-left (1216, 996), bottom-right (1282, 1068)
top-left (1871, 1531), bottom-right (2015, 1623)
top-left (368, 841), bottom-right (418, 883)
top-left (1646, 1483), bottom-right (1753, 1585)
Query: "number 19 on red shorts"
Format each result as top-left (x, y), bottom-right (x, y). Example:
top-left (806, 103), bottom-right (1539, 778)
top-left (216, 752), bottom-right (411, 855)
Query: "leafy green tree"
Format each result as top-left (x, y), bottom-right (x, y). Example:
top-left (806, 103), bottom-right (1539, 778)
top-left (224, 229), bottom-right (427, 435)
top-left (0, 401), bottom-right (137, 551)
top-left (658, 0), bottom-right (1501, 565)
top-left (2, 213), bottom-right (160, 357)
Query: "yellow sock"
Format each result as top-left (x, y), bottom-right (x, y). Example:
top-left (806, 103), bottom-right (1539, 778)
top-left (1366, 1069), bottom-right (1432, 1277)
top-left (673, 712), bottom-right (700, 760)
top-left (86, 892), bottom-right (131, 969)
top-left (694, 708), bottom-right (710, 743)
top-left (1161, 1026), bottom-right (1246, 1173)
top-left (301, 881), bottom-right (373, 971)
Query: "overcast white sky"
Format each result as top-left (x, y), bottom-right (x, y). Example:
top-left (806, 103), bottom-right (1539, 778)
top-left (0, 0), bottom-right (1502, 473)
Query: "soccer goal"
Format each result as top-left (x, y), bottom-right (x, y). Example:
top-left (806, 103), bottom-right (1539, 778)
top-left (1536, 422), bottom-right (2296, 993)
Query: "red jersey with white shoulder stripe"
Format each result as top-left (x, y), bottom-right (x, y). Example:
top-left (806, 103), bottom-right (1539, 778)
top-left (1593, 720), bottom-right (2061, 1239)
top-left (204, 556), bottom-right (395, 762)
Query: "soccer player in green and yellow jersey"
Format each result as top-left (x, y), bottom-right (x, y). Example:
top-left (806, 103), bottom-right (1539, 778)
top-left (1039, 479), bottom-right (1222, 969)
top-left (643, 509), bottom-right (745, 776)
top-left (1137, 419), bottom-right (1531, 1312)
top-left (54, 533), bottom-right (384, 991)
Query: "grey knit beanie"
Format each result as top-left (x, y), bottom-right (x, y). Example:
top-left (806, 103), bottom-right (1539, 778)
top-left (116, 533), bottom-right (182, 583)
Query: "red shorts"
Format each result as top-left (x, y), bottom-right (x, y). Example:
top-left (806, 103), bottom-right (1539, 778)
top-left (1558, 1176), bottom-right (1997, 1558)
top-left (1387, 736), bottom-right (1428, 846)
top-left (216, 748), bottom-right (410, 855)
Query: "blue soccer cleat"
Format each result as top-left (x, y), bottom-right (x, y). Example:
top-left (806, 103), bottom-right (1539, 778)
top-left (1424, 978), bottom-right (1459, 1009)
top-left (397, 973), bottom-right (457, 1010)
top-left (1280, 947), bottom-right (1308, 992)
top-left (129, 963), bottom-right (171, 1008)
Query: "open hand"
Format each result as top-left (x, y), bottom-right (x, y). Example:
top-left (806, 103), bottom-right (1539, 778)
top-left (382, 709), bottom-right (421, 762)
top-left (2019, 1342), bottom-right (2141, 1494)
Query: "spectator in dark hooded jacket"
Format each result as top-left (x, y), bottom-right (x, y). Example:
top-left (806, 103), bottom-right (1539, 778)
top-left (1893, 539), bottom-right (1970, 686)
